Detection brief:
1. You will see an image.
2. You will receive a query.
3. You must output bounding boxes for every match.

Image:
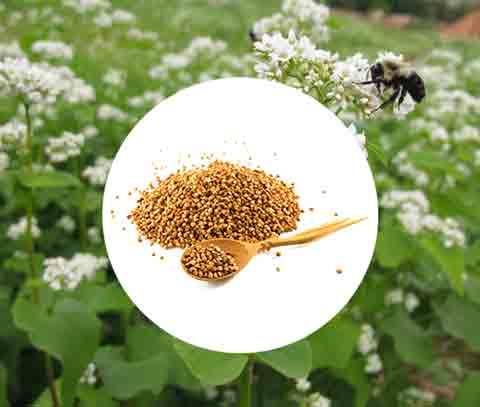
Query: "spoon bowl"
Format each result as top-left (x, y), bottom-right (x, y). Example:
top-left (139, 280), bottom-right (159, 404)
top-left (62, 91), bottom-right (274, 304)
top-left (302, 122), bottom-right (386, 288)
top-left (181, 217), bottom-right (367, 282)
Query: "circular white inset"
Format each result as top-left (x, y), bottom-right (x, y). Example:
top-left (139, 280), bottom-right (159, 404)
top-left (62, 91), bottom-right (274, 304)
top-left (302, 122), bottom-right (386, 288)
top-left (103, 78), bottom-right (378, 353)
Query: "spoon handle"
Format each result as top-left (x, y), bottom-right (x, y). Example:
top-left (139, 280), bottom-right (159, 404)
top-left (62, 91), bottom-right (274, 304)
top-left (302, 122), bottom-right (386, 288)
top-left (262, 217), bottom-right (367, 250)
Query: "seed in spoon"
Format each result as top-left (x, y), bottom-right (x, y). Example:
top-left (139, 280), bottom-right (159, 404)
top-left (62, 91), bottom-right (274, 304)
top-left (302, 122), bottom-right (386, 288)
top-left (182, 244), bottom-right (239, 279)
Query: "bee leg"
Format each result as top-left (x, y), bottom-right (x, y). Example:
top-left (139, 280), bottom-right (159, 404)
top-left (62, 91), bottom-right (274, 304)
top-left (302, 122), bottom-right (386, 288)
top-left (372, 88), bottom-right (401, 113)
top-left (398, 86), bottom-right (408, 106)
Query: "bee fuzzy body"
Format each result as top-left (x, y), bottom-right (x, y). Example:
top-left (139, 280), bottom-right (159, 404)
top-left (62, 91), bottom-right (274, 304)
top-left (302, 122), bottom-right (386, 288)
top-left (361, 60), bottom-right (426, 112)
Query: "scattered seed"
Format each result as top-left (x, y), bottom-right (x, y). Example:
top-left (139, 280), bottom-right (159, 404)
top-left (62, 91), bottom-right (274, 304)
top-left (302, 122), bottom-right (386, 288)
top-left (276, 267), bottom-right (281, 272)
top-left (275, 251), bottom-right (282, 257)
top-left (336, 268), bottom-right (343, 274)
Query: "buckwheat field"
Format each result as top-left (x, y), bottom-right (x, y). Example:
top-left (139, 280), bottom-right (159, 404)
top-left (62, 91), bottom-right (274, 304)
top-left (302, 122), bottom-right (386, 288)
top-left (1, 1), bottom-right (479, 406)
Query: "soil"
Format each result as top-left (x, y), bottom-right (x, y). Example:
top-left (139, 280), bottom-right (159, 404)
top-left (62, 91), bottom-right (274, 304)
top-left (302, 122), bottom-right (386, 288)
top-left (442, 8), bottom-right (480, 38)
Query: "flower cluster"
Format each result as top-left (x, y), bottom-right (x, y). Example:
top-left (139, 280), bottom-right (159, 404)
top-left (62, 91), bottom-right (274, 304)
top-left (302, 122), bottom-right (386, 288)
top-left (0, 41), bottom-right (26, 60)
top-left (7, 216), bottom-right (41, 240)
top-left (357, 324), bottom-right (383, 374)
top-left (31, 40), bottom-right (74, 61)
top-left (293, 377), bottom-right (331, 407)
top-left (252, 0), bottom-right (330, 44)
top-left (127, 28), bottom-right (159, 42)
top-left (128, 89), bottom-right (164, 108)
top-left (0, 57), bottom-right (94, 105)
top-left (254, 31), bottom-right (387, 118)
top-left (97, 104), bottom-right (129, 121)
top-left (385, 288), bottom-right (420, 313)
top-left (398, 387), bottom-right (436, 407)
top-left (79, 362), bottom-right (97, 385)
top-left (45, 131), bottom-right (84, 163)
top-left (56, 215), bottom-right (76, 233)
top-left (149, 37), bottom-right (228, 80)
top-left (0, 152), bottom-right (9, 172)
top-left (62, 0), bottom-right (110, 14)
top-left (82, 156), bottom-right (113, 185)
top-left (42, 253), bottom-right (108, 291)
top-left (102, 68), bottom-right (126, 87)
top-left (0, 119), bottom-right (27, 146)
top-left (381, 190), bottom-right (465, 247)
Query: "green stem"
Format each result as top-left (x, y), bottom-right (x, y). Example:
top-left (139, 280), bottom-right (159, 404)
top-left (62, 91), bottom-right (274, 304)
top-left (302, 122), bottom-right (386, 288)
top-left (76, 157), bottom-right (87, 250)
top-left (24, 103), bottom-right (60, 407)
top-left (24, 104), bottom-right (38, 303)
top-left (238, 356), bottom-right (254, 407)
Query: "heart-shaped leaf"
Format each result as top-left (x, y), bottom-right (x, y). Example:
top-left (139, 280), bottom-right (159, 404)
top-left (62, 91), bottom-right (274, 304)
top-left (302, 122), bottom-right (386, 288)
top-left (173, 339), bottom-right (248, 385)
top-left (13, 298), bottom-right (101, 407)
top-left (257, 339), bottom-right (312, 378)
top-left (309, 317), bottom-right (360, 370)
top-left (381, 310), bottom-right (434, 368)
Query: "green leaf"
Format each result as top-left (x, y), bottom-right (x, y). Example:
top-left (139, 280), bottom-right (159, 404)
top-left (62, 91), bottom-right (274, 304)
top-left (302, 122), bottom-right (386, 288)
top-left (376, 217), bottom-right (415, 268)
top-left (95, 326), bottom-right (200, 399)
top-left (309, 318), bottom-right (360, 370)
top-left (381, 310), bottom-right (434, 368)
top-left (127, 326), bottom-right (200, 391)
top-left (74, 283), bottom-right (133, 313)
top-left (434, 295), bottom-right (480, 352)
top-left (420, 236), bottom-right (465, 295)
top-left (100, 357), bottom-right (170, 399)
top-left (257, 340), bottom-right (312, 378)
top-left (454, 373), bottom-right (480, 407)
top-left (18, 170), bottom-right (81, 189)
top-left (77, 385), bottom-right (116, 407)
top-left (13, 298), bottom-right (101, 407)
top-left (173, 339), bottom-right (248, 385)
top-left (337, 359), bottom-right (369, 407)
top-left (465, 276), bottom-right (480, 305)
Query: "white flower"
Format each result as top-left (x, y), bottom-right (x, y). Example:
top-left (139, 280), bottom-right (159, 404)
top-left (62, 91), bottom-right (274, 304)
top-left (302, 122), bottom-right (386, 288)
top-left (128, 89), bottom-right (164, 108)
top-left (42, 253), bottom-right (108, 291)
top-left (111, 9), bottom-right (136, 24)
top-left (381, 190), bottom-right (465, 247)
top-left (0, 119), bottom-right (27, 145)
top-left (7, 217), bottom-right (41, 240)
top-left (404, 292), bottom-right (420, 313)
top-left (32, 41), bottom-right (74, 61)
top-left (357, 324), bottom-right (378, 355)
top-left (82, 156), bottom-right (112, 185)
top-left (0, 152), bottom-right (9, 172)
top-left (45, 131), bottom-right (84, 163)
top-left (63, 0), bottom-right (111, 14)
top-left (0, 41), bottom-right (26, 60)
top-left (88, 227), bottom-right (102, 243)
top-left (385, 288), bottom-right (404, 305)
top-left (97, 104), bottom-right (128, 121)
top-left (295, 377), bottom-right (311, 392)
top-left (452, 125), bottom-right (480, 143)
top-left (127, 28), bottom-right (159, 42)
top-left (400, 387), bottom-right (436, 405)
top-left (93, 11), bottom-right (113, 27)
top-left (81, 125), bottom-right (99, 139)
top-left (57, 215), bottom-right (76, 233)
top-left (204, 386), bottom-right (219, 401)
top-left (365, 353), bottom-right (383, 374)
top-left (0, 58), bottom-right (94, 105)
top-left (79, 362), bottom-right (97, 385)
top-left (102, 68), bottom-right (126, 87)
top-left (309, 392), bottom-right (331, 407)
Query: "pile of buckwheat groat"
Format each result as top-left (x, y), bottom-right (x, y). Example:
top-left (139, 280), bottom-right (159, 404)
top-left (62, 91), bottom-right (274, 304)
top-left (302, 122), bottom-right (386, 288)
top-left (129, 160), bottom-right (301, 249)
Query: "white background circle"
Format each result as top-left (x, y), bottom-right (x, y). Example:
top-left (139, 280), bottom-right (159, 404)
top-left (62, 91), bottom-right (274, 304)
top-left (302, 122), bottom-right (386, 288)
top-left (103, 78), bottom-right (378, 354)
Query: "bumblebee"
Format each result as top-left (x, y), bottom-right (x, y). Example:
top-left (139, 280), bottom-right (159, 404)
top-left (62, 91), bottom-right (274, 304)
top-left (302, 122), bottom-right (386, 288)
top-left (359, 59), bottom-right (426, 112)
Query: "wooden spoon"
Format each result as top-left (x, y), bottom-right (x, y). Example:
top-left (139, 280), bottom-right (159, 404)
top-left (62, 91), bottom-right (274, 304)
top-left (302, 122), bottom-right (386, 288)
top-left (181, 217), bottom-right (367, 282)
